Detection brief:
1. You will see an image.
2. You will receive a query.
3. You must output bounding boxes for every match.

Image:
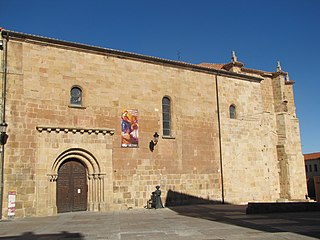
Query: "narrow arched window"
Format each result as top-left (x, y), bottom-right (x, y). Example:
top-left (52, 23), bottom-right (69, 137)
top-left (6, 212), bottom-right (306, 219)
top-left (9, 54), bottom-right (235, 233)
top-left (162, 96), bottom-right (171, 136)
top-left (229, 104), bottom-right (236, 119)
top-left (70, 86), bottom-right (82, 106)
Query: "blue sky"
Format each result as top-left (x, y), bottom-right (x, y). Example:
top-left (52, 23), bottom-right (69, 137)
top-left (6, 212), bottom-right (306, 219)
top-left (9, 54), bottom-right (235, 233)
top-left (1, 0), bottom-right (319, 154)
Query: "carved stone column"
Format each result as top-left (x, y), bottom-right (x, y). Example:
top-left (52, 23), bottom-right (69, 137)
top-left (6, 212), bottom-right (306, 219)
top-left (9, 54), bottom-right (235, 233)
top-left (87, 174), bottom-right (93, 211)
top-left (47, 174), bottom-right (58, 214)
top-left (87, 173), bottom-right (106, 211)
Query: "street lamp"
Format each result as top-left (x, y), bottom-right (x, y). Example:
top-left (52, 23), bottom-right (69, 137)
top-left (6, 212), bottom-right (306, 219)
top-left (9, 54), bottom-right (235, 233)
top-left (0, 32), bottom-right (8, 220)
top-left (0, 122), bottom-right (8, 219)
top-left (149, 132), bottom-right (159, 152)
top-left (0, 122), bottom-right (8, 145)
top-left (153, 132), bottom-right (159, 145)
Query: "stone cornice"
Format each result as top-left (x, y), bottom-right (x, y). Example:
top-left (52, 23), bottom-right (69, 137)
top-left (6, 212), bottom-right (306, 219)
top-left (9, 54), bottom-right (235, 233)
top-left (47, 173), bottom-right (107, 181)
top-left (36, 126), bottom-right (115, 135)
top-left (285, 80), bottom-right (295, 85)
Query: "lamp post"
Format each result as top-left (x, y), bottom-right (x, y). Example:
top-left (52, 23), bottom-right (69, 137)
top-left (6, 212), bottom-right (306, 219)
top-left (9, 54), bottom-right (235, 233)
top-left (0, 30), bottom-right (8, 220)
top-left (153, 132), bottom-right (159, 145)
top-left (0, 122), bottom-right (8, 144)
top-left (0, 121), bottom-right (8, 219)
top-left (149, 132), bottom-right (159, 152)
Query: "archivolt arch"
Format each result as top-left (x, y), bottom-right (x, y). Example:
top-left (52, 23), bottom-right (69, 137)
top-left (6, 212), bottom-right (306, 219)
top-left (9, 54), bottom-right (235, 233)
top-left (51, 148), bottom-right (101, 175)
top-left (48, 148), bottom-right (107, 212)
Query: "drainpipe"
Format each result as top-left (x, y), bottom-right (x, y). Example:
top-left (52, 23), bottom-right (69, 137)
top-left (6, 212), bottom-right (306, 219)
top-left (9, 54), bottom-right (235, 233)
top-left (215, 73), bottom-right (225, 204)
top-left (0, 32), bottom-right (8, 219)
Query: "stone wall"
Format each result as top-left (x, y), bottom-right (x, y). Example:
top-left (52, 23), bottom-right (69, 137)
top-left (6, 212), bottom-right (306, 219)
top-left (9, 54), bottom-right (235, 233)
top-left (218, 75), bottom-right (280, 203)
top-left (0, 32), bottom-right (307, 218)
top-left (2, 39), bottom-right (222, 217)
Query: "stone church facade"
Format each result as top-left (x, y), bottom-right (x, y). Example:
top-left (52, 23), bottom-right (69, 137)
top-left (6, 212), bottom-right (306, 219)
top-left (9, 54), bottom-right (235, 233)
top-left (0, 29), bottom-right (307, 218)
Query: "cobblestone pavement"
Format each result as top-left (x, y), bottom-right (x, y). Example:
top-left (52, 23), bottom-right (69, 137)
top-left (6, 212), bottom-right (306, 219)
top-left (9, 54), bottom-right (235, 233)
top-left (0, 204), bottom-right (320, 239)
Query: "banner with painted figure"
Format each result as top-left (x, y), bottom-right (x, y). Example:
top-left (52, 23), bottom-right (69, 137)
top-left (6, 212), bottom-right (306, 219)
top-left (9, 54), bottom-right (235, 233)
top-left (121, 109), bottom-right (139, 147)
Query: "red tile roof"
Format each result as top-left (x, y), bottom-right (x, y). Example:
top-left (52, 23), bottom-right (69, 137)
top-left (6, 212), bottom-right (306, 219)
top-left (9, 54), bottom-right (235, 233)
top-left (304, 152), bottom-right (320, 161)
top-left (198, 63), bottom-right (226, 70)
top-left (198, 63), bottom-right (274, 77)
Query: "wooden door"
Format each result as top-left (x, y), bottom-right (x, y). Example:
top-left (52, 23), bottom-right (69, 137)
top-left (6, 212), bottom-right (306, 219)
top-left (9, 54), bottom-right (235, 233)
top-left (57, 160), bottom-right (87, 213)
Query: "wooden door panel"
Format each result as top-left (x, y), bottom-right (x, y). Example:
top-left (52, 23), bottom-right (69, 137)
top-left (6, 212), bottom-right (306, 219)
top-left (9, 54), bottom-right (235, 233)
top-left (73, 173), bottom-right (87, 211)
top-left (57, 160), bottom-right (87, 213)
top-left (72, 161), bottom-right (87, 211)
top-left (57, 173), bottom-right (72, 213)
top-left (72, 162), bottom-right (86, 174)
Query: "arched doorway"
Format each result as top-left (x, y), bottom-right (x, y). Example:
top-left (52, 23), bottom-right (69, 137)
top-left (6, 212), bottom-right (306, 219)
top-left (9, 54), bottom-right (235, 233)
top-left (57, 159), bottom-right (88, 213)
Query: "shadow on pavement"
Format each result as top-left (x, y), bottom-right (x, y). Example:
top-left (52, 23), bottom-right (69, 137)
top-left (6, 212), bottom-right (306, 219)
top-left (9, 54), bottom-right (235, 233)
top-left (166, 190), bottom-right (320, 239)
top-left (0, 231), bottom-right (84, 240)
top-left (165, 189), bottom-right (223, 206)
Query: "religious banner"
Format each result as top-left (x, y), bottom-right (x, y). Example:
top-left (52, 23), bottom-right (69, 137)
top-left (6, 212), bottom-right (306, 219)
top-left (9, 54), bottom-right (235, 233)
top-left (121, 109), bottom-right (139, 147)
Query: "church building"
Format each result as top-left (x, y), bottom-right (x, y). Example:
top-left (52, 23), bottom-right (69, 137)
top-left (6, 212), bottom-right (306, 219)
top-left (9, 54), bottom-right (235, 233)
top-left (0, 29), bottom-right (307, 218)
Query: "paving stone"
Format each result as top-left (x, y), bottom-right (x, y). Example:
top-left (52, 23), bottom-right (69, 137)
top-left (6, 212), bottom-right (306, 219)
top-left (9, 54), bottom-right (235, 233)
top-left (0, 205), bottom-right (319, 240)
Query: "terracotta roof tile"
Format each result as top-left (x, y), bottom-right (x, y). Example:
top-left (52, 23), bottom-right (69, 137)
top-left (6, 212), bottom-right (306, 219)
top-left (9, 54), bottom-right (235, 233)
top-left (198, 63), bottom-right (226, 70)
top-left (304, 152), bottom-right (320, 161)
top-left (199, 63), bottom-right (275, 77)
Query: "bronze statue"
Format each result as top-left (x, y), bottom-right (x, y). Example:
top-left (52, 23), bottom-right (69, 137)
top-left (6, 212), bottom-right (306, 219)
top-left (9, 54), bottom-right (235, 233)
top-left (154, 185), bottom-right (164, 209)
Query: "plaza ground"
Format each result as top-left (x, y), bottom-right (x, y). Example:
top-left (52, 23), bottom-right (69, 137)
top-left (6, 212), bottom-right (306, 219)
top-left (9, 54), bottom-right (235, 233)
top-left (0, 204), bottom-right (320, 240)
